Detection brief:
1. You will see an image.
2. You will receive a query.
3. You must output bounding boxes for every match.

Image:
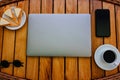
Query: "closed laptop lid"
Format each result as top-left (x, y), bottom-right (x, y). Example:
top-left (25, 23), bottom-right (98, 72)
top-left (27, 14), bottom-right (91, 57)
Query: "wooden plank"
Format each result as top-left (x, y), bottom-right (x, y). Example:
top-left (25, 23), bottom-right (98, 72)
top-left (52, 0), bottom-right (64, 80)
top-left (115, 5), bottom-right (120, 72)
top-left (40, 58), bottom-right (51, 80)
top-left (26, 0), bottom-right (40, 80)
top-left (54, 0), bottom-right (64, 13)
top-left (65, 0), bottom-right (78, 80)
top-left (1, 4), bottom-right (16, 75)
top-left (0, 7), bottom-right (4, 71)
top-left (41, 0), bottom-right (52, 13)
top-left (39, 0), bottom-right (52, 80)
top-left (78, 0), bottom-right (91, 80)
top-left (78, 0), bottom-right (89, 13)
top-left (1, 28), bottom-right (15, 74)
top-left (103, 2), bottom-right (118, 76)
top-left (13, 0), bottom-right (28, 78)
top-left (66, 0), bottom-right (77, 13)
top-left (91, 0), bottom-right (105, 79)
top-left (100, 0), bottom-right (120, 6)
top-left (0, 28), bottom-right (3, 70)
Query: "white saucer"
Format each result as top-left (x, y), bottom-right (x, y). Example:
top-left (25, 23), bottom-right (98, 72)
top-left (2, 10), bottom-right (26, 30)
top-left (94, 44), bottom-right (120, 70)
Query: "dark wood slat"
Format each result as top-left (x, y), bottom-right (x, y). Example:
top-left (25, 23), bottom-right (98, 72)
top-left (0, 72), bottom-right (28, 80)
top-left (0, 0), bottom-right (24, 7)
top-left (94, 72), bottom-right (120, 80)
top-left (99, 0), bottom-right (120, 6)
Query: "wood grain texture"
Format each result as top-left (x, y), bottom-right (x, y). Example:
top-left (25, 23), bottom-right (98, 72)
top-left (40, 58), bottom-right (51, 80)
top-left (100, 0), bottom-right (120, 6)
top-left (26, 57), bottom-right (39, 80)
top-left (66, 0), bottom-right (77, 13)
top-left (103, 2), bottom-right (118, 76)
top-left (91, 0), bottom-right (105, 79)
top-left (0, 27), bottom-right (3, 69)
top-left (115, 5), bottom-right (120, 72)
top-left (52, 58), bottom-right (64, 80)
top-left (0, 7), bottom-right (4, 70)
top-left (42, 0), bottom-right (52, 13)
top-left (78, 0), bottom-right (91, 80)
top-left (52, 0), bottom-right (64, 80)
top-left (13, 0), bottom-right (28, 78)
top-left (1, 29), bottom-right (15, 74)
top-left (0, 0), bottom-right (120, 79)
top-left (1, 4), bottom-right (16, 75)
top-left (39, 0), bottom-right (52, 80)
top-left (0, 0), bottom-right (24, 7)
top-left (54, 0), bottom-right (64, 13)
top-left (65, 0), bottom-right (78, 80)
top-left (26, 0), bottom-right (40, 80)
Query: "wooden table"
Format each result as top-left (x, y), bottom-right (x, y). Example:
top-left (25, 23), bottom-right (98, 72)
top-left (0, 0), bottom-right (120, 80)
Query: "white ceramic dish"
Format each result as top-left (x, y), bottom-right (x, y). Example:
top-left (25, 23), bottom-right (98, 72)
top-left (2, 10), bottom-right (26, 30)
top-left (94, 44), bottom-right (120, 70)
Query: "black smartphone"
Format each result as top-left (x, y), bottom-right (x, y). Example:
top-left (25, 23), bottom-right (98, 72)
top-left (95, 9), bottom-right (110, 37)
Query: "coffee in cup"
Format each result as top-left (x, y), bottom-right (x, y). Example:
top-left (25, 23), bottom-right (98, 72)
top-left (103, 50), bottom-right (116, 63)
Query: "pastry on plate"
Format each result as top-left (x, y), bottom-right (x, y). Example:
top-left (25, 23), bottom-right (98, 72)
top-left (3, 6), bottom-right (23, 27)
top-left (14, 7), bottom-right (23, 25)
top-left (4, 7), bottom-right (18, 25)
top-left (0, 17), bottom-right (10, 26)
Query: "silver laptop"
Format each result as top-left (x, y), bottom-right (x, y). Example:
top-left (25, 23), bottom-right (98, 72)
top-left (27, 14), bottom-right (91, 57)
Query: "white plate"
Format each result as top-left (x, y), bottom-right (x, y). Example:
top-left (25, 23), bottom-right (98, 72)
top-left (2, 10), bottom-right (26, 30)
top-left (94, 44), bottom-right (120, 70)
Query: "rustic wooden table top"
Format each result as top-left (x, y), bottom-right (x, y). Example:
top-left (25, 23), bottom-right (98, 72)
top-left (0, 0), bottom-right (120, 80)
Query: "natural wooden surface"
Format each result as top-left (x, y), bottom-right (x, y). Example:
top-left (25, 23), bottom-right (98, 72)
top-left (100, 0), bottom-right (120, 6)
top-left (52, 0), bottom-right (64, 80)
top-left (91, 1), bottom-right (104, 79)
top-left (0, 0), bottom-right (120, 80)
top-left (0, 0), bottom-right (24, 7)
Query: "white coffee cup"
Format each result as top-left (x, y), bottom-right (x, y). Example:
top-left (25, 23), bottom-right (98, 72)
top-left (94, 44), bottom-right (120, 70)
top-left (102, 49), bottom-right (119, 67)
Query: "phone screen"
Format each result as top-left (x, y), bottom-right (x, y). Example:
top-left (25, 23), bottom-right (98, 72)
top-left (95, 9), bottom-right (110, 37)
